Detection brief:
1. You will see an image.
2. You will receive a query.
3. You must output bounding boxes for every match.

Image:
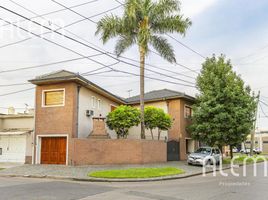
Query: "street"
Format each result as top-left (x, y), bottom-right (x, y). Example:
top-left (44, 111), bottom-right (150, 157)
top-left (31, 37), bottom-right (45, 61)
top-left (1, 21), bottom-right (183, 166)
top-left (0, 163), bottom-right (267, 200)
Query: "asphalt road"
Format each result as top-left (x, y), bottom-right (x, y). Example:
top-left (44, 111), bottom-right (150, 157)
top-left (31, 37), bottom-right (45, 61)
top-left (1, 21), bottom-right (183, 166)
top-left (0, 163), bottom-right (267, 200)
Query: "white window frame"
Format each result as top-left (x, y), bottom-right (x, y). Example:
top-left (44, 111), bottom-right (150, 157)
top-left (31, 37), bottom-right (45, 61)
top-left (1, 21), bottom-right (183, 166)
top-left (97, 99), bottom-right (101, 110)
top-left (184, 104), bottom-right (192, 118)
top-left (42, 88), bottom-right (65, 108)
top-left (91, 96), bottom-right (96, 108)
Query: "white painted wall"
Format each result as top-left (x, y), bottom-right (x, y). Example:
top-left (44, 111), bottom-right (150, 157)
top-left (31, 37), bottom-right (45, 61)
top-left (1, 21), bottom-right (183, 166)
top-left (128, 101), bottom-right (169, 140)
top-left (0, 117), bottom-right (34, 130)
top-left (78, 87), bottom-right (119, 138)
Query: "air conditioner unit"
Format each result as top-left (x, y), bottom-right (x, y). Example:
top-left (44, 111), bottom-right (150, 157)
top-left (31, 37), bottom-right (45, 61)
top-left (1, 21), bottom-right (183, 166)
top-left (86, 110), bottom-right (94, 117)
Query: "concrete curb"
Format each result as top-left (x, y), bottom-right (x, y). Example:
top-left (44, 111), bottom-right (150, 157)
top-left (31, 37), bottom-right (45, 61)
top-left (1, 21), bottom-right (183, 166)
top-left (0, 166), bottom-right (232, 182)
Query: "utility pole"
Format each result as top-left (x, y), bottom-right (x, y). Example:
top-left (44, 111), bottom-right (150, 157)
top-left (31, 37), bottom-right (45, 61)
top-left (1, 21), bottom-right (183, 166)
top-left (250, 90), bottom-right (260, 156)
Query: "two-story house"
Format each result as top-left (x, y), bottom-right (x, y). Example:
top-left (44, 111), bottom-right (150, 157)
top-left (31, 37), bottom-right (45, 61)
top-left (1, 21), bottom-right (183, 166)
top-left (29, 70), bottom-right (197, 165)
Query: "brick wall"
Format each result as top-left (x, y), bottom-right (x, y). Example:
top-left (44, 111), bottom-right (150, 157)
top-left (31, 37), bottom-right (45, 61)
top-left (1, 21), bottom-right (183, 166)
top-left (35, 82), bottom-right (78, 138)
top-left (69, 139), bottom-right (167, 165)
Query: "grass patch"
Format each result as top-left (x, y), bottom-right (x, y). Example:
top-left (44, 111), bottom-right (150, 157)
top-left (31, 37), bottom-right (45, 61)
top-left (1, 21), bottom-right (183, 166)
top-left (0, 168), bottom-right (4, 170)
top-left (223, 155), bottom-right (268, 165)
top-left (88, 167), bottom-right (185, 179)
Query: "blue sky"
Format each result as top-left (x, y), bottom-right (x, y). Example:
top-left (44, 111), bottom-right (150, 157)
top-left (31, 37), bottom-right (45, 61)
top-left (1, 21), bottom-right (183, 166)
top-left (0, 0), bottom-right (268, 129)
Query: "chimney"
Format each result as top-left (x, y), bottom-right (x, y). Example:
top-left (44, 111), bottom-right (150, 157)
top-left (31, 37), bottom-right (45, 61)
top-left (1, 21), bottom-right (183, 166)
top-left (8, 107), bottom-right (15, 115)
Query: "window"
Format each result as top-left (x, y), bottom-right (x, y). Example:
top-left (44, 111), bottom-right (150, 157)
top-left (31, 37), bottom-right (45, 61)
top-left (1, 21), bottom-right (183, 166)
top-left (111, 105), bottom-right (117, 112)
top-left (43, 89), bottom-right (64, 107)
top-left (97, 99), bottom-right (101, 110)
top-left (184, 105), bottom-right (192, 118)
top-left (92, 96), bottom-right (96, 108)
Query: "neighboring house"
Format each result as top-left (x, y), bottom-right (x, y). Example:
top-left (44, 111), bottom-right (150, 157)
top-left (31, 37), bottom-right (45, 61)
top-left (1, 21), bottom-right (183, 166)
top-left (244, 130), bottom-right (268, 153)
top-left (0, 109), bottom-right (34, 163)
top-left (29, 70), bottom-right (197, 165)
top-left (126, 89), bottom-right (198, 160)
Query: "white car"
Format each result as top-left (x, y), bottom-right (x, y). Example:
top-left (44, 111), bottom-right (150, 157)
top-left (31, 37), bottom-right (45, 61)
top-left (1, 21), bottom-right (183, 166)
top-left (187, 147), bottom-right (222, 166)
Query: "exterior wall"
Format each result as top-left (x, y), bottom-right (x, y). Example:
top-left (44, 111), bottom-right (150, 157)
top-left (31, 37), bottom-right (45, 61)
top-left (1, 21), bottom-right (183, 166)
top-left (128, 101), bottom-right (168, 140)
top-left (167, 99), bottom-right (195, 160)
top-left (0, 117), bottom-right (34, 130)
top-left (35, 82), bottom-right (78, 138)
top-left (34, 82), bottom-right (78, 164)
top-left (69, 139), bottom-right (167, 165)
top-left (78, 87), bottom-right (119, 139)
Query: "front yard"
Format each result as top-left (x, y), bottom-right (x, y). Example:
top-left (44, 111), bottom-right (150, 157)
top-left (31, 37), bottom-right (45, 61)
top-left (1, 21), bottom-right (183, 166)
top-left (88, 167), bottom-right (185, 179)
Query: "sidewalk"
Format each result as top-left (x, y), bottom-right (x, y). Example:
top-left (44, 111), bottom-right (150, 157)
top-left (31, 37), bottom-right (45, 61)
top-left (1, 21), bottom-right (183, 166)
top-left (0, 161), bottom-right (230, 182)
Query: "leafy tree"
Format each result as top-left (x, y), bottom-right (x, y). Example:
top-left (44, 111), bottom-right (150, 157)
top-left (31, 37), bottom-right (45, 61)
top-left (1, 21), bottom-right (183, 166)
top-left (189, 55), bottom-right (257, 158)
top-left (144, 106), bottom-right (159, 139)
top-left (157, 111), bottom-right (172, 140)
top-left (106, 105), bottom-right (140, 138)
top-left (96, 0), bottom-right (191, 139)
top-left (144, 106), bottom-right (172, 140)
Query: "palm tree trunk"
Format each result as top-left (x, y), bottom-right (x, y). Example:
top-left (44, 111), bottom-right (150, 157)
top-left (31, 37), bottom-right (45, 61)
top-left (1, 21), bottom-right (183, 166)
top-left (139, 46), bottom-right (146, 139)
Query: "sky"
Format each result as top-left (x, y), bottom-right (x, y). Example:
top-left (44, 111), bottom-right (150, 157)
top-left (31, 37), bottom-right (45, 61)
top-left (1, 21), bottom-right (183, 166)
top-left (0, 0), bottom-right (268, 129)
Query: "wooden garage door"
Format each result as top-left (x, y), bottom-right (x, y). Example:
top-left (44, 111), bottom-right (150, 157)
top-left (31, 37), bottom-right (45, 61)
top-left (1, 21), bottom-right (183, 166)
top-left (41, 137), bottom-right (66, 164)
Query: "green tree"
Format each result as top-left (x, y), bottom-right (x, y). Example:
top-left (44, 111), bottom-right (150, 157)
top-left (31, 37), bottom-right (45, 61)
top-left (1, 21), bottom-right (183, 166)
top-left (157, 112), bottom-right (172, 140)
top-left (144, 106), bottom-right (172, 140)
top-left (96, 0), bottom-right (191, 139)
top-left (189, 55), bottom-right (257, 158)
top-left (144, 106), bottom-right (159, 139)
top-left (106, 105), bottom-right (140, 138)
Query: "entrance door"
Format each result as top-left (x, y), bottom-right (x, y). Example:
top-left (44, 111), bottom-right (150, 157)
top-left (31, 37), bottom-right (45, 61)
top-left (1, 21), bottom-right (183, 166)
top-left (41, 137), bottom-right (66, 164)
top-left (167, 140), bottom-right (180, 161)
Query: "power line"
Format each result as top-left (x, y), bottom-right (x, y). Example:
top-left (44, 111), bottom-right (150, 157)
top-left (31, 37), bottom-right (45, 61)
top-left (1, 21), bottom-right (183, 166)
top-left (0, 0), bottom-right (100, 28)
top-left (0, 83), bottom-right (31, 87)
top-left (1, 3), bottom-right (197, 81)
top-left (47, 1), bottom-right (197, 83)
top-left (260, 99), bottom-right (268, 107)
top-left (167, 34), bottom-right (206, 59)
top-left (150, 49), bottom-right (199, 74)
top-left (0, 6), bottom-right (196, 86)
top-left (259, 102), bottom-right (268, 118)
top-left (0, 2), bottom-right (123, 50)
top-left (0, 87), bottom-right (35, 97)
top-left (0, 53), bottom-right (103, 74)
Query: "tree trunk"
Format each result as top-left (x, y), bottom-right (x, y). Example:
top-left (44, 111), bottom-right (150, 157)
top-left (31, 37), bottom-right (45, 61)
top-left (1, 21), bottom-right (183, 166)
top-left (158, 129), bottom-right (161, 140)
top-left (230, 145), bottom-right (233, 159)
top-left (139, 46), bottom-right (146, 139)
top-left (150, 129), bottom-right (154, 140)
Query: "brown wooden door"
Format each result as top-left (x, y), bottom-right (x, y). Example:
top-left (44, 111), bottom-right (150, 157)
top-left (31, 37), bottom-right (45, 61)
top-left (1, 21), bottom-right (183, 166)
top-left (41, 137), bottom-right (66, 164)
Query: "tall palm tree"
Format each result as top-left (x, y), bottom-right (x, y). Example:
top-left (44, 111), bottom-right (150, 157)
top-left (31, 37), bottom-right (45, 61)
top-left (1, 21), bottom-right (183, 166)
top-left (96, 0), bottom-right (191, 139)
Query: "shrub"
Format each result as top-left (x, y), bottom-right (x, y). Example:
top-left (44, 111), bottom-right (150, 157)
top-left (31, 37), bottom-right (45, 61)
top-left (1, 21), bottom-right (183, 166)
top-left (106, 105), bottom-right (140, 138)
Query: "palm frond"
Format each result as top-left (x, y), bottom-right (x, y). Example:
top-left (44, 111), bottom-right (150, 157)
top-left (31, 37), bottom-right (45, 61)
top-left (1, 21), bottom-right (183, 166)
top-left (150, 35), bottom-right (176, 63)
top-left (151, 0), bottom-right (180, 17)
top-left (95, 15), bottom-right (124, 44)
top-left (151, 15), bottom-right (192, 35)
top-left (115, 36), bottom-right (136, 56)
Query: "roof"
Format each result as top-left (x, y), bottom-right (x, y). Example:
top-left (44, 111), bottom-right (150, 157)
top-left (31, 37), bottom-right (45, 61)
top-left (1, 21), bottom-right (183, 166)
top-left (0, 114), bottom-right (34, 119)
top-left (125, 89), bottom-right (195, 104)
top-left (29, 70), bottom-right (195, 105)
top-left (29, 70), bottom-right (125, 104)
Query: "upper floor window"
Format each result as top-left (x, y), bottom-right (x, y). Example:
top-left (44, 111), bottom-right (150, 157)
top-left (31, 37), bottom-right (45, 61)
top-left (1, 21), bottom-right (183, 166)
top-left (97, 99), bottom-right (101, 110)
top-left (42, 89), bottom-right (65, 107)
top-left (184, 105), bottom-right (192, 118)
top-left (92, 96), bottom-right (96, 108)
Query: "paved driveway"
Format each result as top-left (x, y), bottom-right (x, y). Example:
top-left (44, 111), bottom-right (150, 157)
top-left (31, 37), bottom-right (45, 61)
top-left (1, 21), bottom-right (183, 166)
top-left (0, 163), bottom-right (267, 200)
